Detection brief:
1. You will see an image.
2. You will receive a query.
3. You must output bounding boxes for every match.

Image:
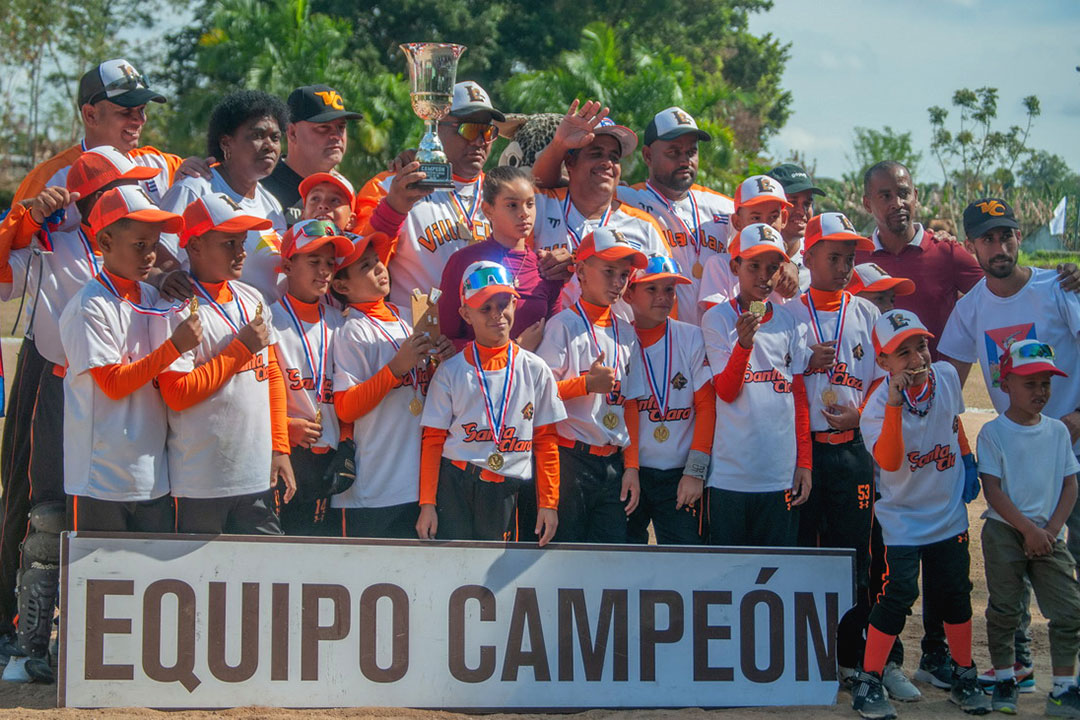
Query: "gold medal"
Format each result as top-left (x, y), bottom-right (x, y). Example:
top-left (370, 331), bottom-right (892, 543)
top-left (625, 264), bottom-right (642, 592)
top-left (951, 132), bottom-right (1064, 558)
top-left (255, 302), bottom-right (264, 318)
top-left (692, 261), bottom-right (703, 279)
top-left (822, 389), bottom-right (839, 406)
top-left (315, 408), bottom-right (322, 424)
top-left (653, 424), bottom-right (670, 443)
top-left (749, 300), bottom-right (767, 318)
top-left (456, 221), bottom-right (472, 240)
top-left (602, 411), bottom-right (619, 430)
top-left (189, 296), bottom-right (199, 316)
top-left (409, 397), bottom-right (423, 416)
top-left (487, 452), bottom-right (505, 472)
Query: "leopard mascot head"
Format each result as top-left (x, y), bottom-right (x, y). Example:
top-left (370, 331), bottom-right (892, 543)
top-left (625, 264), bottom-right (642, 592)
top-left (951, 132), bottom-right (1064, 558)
top-left (495, 113), bottom-right (563, 171)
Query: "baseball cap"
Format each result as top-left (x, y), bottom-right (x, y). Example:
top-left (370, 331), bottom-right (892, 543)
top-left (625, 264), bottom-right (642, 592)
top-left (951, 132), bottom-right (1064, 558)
top-left (962, 197), bottom-right (1019, 240)
top-left (872, 309), bottom-right (933, 355)
top-left (287, 85), bottom-right (363, 123)
top-left (180, 193), bottom-right (273, 247)
top-left (734, 223), bottom-right (790, 261)
top-left (449, 82), bottom-right (505, 122)
top-left (337, 231), bottom-right (392, 270)
top-left (590, 117), bottom-right (638, 159)
top-left (88, 185), bottom-right (183, 237)
top-left (576, 227), bottom-right (648, 269)
top-left (298, 170), bottom-right (356, 205)
top-left (630, 255), bottom-right (691, 285)
top-left (461, 260), bottom-right (521, 308)
top-left (1000, 339), bottom-right (1067, 379)
top-left (733, 175), bottom-right (793, 211)
top-left (66, 146), bottom-right (160, 198)
top-left (643, 107), bottom-right (711, 146)
top-left (280, 219), bottom-right (353, 260)
top-left (847, 263), bottom-right (915, 296)
top-left (78, 59), bottom-right (165, 108)
top-left (804, 212), bottom-right (874, 252)
top-left (767, 163), bottom-right (825, 197)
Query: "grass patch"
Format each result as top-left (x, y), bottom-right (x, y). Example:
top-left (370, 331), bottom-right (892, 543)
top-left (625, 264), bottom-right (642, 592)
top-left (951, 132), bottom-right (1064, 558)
top-left (1018, 249), bottom-right (1080, 269)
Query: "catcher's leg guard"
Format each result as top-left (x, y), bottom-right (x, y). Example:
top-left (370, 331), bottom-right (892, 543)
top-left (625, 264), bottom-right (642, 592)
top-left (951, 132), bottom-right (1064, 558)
top-left (15, 502), bottom-right (63, 660)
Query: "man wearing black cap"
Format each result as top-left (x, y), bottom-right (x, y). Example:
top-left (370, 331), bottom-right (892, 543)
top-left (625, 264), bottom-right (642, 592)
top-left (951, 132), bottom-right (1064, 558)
top-left (263, 84), bottom-right (364, 225)
top-left (767, 162), bottom-right (825, 292)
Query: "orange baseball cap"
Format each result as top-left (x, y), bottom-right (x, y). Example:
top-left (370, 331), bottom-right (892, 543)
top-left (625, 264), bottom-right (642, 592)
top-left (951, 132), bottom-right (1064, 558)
top-left (280, 219), bottom-right (353, 260)
top-left (66, 146), bottom-right (160, 198)
top-left (298, 170), bottom-right (356, 205)
top-left (804, 212), bottom-right (874, 252)
top-left (88, 185), bottom-right (183, 236)
top-left (872, 309), bottom-right (934, 355)
top-left (179, 193), bottom-right (273, 247)
top-left (733, 175), bottom-right (792, 211)
top-left (575, 227), bottom-right (647, 269)
top-left (630, 255), bottom-right (691, 285)
top-left (734, 223), bottom-right (790, 261)
top-left (337, 231), bottom-right (392, 270)
top-left (461, 260), bottom-right (521, 308)
top-left (848, 263), bottom-right (915, 296)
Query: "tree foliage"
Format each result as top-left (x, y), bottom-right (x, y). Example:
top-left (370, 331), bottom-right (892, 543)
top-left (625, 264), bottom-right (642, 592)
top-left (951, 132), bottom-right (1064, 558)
top-left (843, 126), bottom-right (921, 186)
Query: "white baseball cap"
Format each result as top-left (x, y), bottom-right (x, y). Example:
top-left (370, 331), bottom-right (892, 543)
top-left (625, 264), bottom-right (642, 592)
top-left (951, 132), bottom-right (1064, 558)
top-left (804, 212), bottom-right (874, 252)
top-left (89, 185), bottom-right (183, 237)
top-left (461, 260), bottom-right (520, 307)
top-left (644, 106), bottom-right (711, 145)
top-left (734, 223), bottom-right (790, 261)
top-left (590, 117), bottom-right (638, 159)
top-left (873, 309), bottom-right (934, 355)
top-left (576, 226), bottom-right (648, 269)
top-left (78, 59), bottom-right (165, 107)
top-left (66, 146), bottom-right (160, 198)
top-left (450, 82), bottom-right (505, 122)
top-left (847, 263), bottom-right (915, 296)
top-left (1000, 339), bottom-right (1068, 379)
top-left (180, 193), bottom-right (273, 247)
top-left (733, 175), bottom-right (793, 211)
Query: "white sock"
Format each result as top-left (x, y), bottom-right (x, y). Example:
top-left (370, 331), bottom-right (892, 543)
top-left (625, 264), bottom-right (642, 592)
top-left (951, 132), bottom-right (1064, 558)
top-left (1052, 676), bottom-right (1073, 697)
top-left (995, 666), bottom-right (1015, 682)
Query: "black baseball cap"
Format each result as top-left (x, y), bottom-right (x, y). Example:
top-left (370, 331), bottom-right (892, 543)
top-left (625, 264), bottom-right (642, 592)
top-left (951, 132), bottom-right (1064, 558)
top-left (767, 163), bottom-right (825, 196)
top-left (287, 85), bottom-right (363, 123)
top-left (78, 59), bottom-right (166, 108)
top-left (963, 197), bottom-right (1019, 239)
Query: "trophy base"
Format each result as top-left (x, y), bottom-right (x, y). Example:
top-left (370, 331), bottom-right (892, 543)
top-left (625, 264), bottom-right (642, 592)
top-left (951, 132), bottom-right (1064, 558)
top-left (414, 161), bottom-right (454, 189)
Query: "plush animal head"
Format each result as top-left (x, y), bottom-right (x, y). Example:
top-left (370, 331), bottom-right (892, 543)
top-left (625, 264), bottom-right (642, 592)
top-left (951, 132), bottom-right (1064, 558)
top-left (494, 113), bottom-right (563, 170)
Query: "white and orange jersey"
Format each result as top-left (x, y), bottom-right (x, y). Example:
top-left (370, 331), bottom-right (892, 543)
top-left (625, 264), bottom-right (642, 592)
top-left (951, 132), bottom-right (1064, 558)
top-left (634, 319), bottom-right (712, 470)
top-left (150, 280), bottom-right (278, 499)
top-left (618, 183), bottom-right (735, 325)
top-left (158, 168), bottom-right (286, 301)
top-left (331, 303), bottom-right (432, 509)
top-left (423, 342), bottom-right (566, 481)
top-left (355, 172), bottom-right (491, 308)
top-left (59, 278), bottom-right (173, 501)
top-left (788, 292), bottom-right (883, 432)
top-left (702, 301), bottom-right (808, 492)
top-left (270, 294), bottom-right (345, 450)
top-left (535, 304), bottom-right (647, 448)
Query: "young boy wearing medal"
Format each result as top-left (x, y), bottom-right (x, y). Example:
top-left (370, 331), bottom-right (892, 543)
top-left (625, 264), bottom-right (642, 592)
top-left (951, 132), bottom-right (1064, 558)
top-left (270, 219), bottom-right (352, 535)
top-left (535, 227), bottom-right (649, 543)
top-left (417, 261), bottom-right (565, 543)
top-left (623, 254), bottom-right (714, 544)
top-left (331, 232), bottom-right (454, 538)
top-left (152, 193), bottom-right (296, 535)
top-left (700, 224), bottom-right (811, 546)
top-left (851, 309), bottom-right (991, 719)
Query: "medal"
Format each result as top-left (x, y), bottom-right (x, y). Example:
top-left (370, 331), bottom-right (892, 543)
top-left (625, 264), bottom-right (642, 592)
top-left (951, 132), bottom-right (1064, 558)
top-left (96, 272), bottom-right (190, 317)
top-left (255, 302), bottom-right (264, 318)
top-left (409, 397), bottom-right (423, 416)
top-left (472, 342), bottom-right (517, 474)
top-left (805, 291), bottom-right (849, 407)
top-left (902, 367), bottom-right (936, 417)
top-left (654, 424), bottom-right (670, 443)
top-left (280, 295), bottom-right (329, 420)
top-left (487, 452), bottom-right (505, 472)
top-left (189, 296), bottom-right (199, 316)
top-left (692, 261), bottom-right (703, 279)
top-left (450, 174), bottom-right (483, 242)
top-left (821, 389), bottom-right (838, 406)
top-left (315, 409), bottom-right (322, 424)
top-left (749, 300), bottom-right (767, 318)
top-left (603, 412), bottom-right (619, 430)
top-left (639, 321), bottom-right (673, 445)
top-left (191, 278), bottom-right (252, 332)
top-left (455, 220), bottom-right (472, 241)
top-left (359, 305), bottom-right (422, 410)
top-left (645, 182), bottom-right (704, 278)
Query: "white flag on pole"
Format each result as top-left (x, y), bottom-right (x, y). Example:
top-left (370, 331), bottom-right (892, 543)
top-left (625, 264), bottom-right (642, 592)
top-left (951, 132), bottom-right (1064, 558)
top-left (1050, 196), bottom-right (1068, 235)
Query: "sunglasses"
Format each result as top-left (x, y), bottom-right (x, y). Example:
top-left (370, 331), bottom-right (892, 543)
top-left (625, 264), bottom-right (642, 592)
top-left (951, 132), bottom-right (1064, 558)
top-left (463, 265), bottom-right (514, 295)
top-left (1014, 342), bottom-right (1054, 360)
top-left (440, 122), bottom-right (498, 143)
top-left (640, 255), bottom-right (684, 277)
top-left (90, 70), bottom-right (150, 105)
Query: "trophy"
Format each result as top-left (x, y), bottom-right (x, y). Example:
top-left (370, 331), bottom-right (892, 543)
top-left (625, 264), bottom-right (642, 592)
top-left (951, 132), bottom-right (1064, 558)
top-left (400, 42), bottom-right (466, 189)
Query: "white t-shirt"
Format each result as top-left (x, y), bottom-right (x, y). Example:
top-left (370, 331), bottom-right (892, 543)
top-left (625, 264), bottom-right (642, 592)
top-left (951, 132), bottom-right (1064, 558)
top-left (60, 278), bottom-right (174, 501)
top-left (634, 319), bottom-right (712, 471)
top-left (29, 227), bottom-right (102, 365)
top-left (861, 361), bottom-right (968, 546)
top-left (702, 301), bottom-right (808, 492)
top-left (938, 267), bottom-right (1080, 452)
top-left (158, 169), bottom-right (286, 301)
top-left (150, 280), bottom-right (278, 499)
top-left (423, 343), bottom-right (566, 481)
top-left (535, 305), bottom-right (647, 448)
top-left (978, 414), bottom-right (1080, 538)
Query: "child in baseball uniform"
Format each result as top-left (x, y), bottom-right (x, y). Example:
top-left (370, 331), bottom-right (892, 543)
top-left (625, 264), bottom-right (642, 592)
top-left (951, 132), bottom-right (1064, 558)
top-left (152, 193), bottom-right (296, 535)
top-left (700, 224), bottom-right (811, 546)
top-left (300, 170), bottom-right (357, 231)
top-left (271, 219), bottom-right (352, 535)
top-left (852, 309), bottom-right (990, 719)
top-left (848, 262), bottom-right (915, 314)
top-left (331, 232), bottom-right (453, 538)
top-left (624, 255), bottom-right (714, 544)
top-left (535, 227), bottom-right (648, 543)
top-left (417, 260), bottom-right (565, 543)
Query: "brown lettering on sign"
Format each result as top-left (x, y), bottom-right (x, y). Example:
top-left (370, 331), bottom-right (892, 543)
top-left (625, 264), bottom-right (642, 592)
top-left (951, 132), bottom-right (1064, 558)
top-left (359, 583), bottom-right (409, 683)
top-left (557, 589), bottom-right (628, 682)
top-left (692, 591), bottom-right (733, 682)
top-left (85, 579), bottom-right (134, 681)
top-left (740, 589), bottom-right (784, 683)
top-left (501, 588), bottom-right (551, 681)
top-left (208, 582), bottom-right (259, 683)
top-left (301, 584), bottom-right (350, 681)
top-left (639, 589), bottom-right (683, 681)
top-left (142, 579), bottom-right (201, 692)
top-left (794, 592), bottom-right (838, 681)
top-left (271, 583), bottom-right (289, 681)
top-left (448, 585), bottom-right (496, 683)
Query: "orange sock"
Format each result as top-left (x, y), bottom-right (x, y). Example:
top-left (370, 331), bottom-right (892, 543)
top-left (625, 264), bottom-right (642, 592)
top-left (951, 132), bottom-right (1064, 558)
top-left (944, 620), bottom-right (972, 667)
top-left (863, 625), bottom-right (896, 675)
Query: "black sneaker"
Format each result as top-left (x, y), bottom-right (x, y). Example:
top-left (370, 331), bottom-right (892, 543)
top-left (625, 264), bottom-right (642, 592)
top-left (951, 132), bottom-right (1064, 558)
top-left (852, 670), bottom-right (897, 719)
top-left (0, 634), bottom-right (24, 665)
top-left (914, 648), bottom-right (954, 689)
top-left (1047, 686), bottom-right (1080, 718)
top-left (950, 664), bottom-right (991, 715)
top-left (990, 678), bottom-right (1018, 714)
top-left (23, 657), bottom-right (53, 684)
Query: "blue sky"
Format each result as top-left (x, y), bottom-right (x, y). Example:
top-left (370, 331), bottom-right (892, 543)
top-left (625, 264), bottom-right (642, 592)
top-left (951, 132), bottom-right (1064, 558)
top-left (748, 0), bottom-right (1080, 182)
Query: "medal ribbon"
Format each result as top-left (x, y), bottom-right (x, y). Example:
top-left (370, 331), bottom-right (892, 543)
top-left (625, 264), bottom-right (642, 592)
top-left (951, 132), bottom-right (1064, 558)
top-left (639, 321), bottom-right (672, 421)
top-left (77, 229), bottom-right (102, 276)
top-left (471, 341), bottom-right (517, 450)
top-left (572, 300), bottom-right (621, 403)
top-left (360, 305), bottom-right (418, 393)
top-left (902, 367), bottom-right (935, 412)
top-left (450, 173), bottom-right (483, 234)
top-left (806, 291), bottom-right (848, 386)
top-left (562, 193), bottom-right (611, 250)
top-left (96, 272), bottom-right (191, 317)
top-left (645, 182), bottom-right (701, 257)
top-left (191, 278), bottom-right (251, 332)
top-left (280, 296), bottom-right (328, 405)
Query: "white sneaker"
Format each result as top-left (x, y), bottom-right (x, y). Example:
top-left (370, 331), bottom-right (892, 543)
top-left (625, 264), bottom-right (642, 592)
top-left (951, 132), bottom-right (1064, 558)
top-left (839, 664), bottom-right (858, 691)
top-left (883, 661), bottom-right (922, 702)
top-left (2, 657), bottom-right (31, 683)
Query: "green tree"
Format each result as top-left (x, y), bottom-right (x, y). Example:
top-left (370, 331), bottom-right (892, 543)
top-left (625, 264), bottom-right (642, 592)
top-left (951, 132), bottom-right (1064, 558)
top-left (843, 126), bottom-right (922, 185)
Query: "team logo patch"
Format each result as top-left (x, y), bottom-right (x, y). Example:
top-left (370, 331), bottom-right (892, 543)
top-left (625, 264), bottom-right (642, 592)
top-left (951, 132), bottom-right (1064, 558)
top-left (670, 372), bottom-right (687, 390)
top-left (838, 214), bottom-right (857, 232)
top-left (888, 313), bottom-right (911, 331)
top-left (465, 84), bottom-right (485, 103)
top-left (671, 109), bottom-right (693, 126)
top-left (952, 416), bottom-right (959, 434)
top-left (521, 402), bottom-right (534, 420)
top-left (852, 343), bottom-right (864, 360)
top-left (314, 90), bottom-right (345, 110)
top-left (755, 176), bottom-right (779, 194)
top-left (976, 200), bottom-right (1006, 217)
top-left (984, 323), bottom-right (1036, 387)
top-left (784, 351), bottom-right (792, 368)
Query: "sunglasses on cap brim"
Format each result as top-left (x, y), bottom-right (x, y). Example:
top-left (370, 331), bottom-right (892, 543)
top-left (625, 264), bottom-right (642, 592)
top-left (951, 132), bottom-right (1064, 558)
top-left (463, 265), bottom-right (515, 295)
top-left (1014, 343), bottom-right (1055, 360)
top-left (439, 121), bottom-right (498, 143)
top-left (89, 71), bottom-right (150, 105)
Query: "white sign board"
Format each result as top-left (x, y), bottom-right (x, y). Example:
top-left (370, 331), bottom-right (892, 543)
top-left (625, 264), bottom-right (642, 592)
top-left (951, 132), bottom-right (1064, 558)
top-left (60, 533), bottom-right (853, 709)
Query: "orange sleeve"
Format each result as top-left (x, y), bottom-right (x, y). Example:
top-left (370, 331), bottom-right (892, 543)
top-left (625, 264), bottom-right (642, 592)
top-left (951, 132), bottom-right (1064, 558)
top-left (557, 375), bottom-right (589, 400)
top-left (534, 423), bottom-right (560, 510)
top-left (861, 377), bottom-right (885, 413)
top-left (419, 426), bottom-right (449, 505)
top-left (0, 205), bottom-right (27, 281)
top-left (712, 342), bottom-right (751, 402)
top-left (88, 340), bottom-right (180, 400)
top-left (130, 146), bottom-right (183, 182)
top-left (333, 364), bottom-right (399, 424)
top-left (690, 384), bottom-right (716, 454)
top-left (957, 415), bottom-right (972, 456)
top-left (267, 345), bottom-right (289, 454)
top-left (156, 337), bottom-right (253, 412)
top-left (624, 399), bottom-right (640, 469)
top-left (352, 172), bottom-right (391, 229)
top-left (873, 404), bottom-right (905, 472)
top-left (794, 374), bottom-right (812, 470)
